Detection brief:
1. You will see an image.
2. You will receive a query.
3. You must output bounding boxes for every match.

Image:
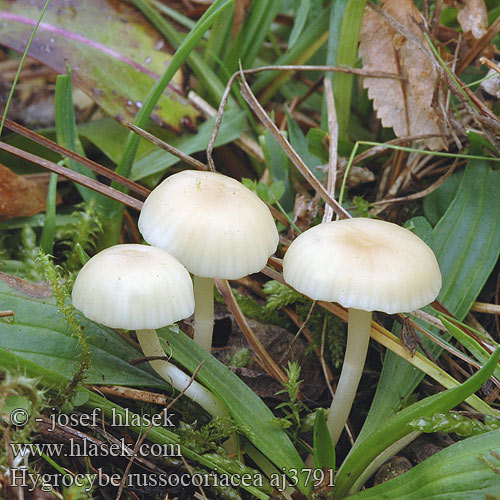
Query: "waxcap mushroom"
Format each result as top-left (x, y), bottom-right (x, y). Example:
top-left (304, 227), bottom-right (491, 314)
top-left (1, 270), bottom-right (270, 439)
top-left (283, 217), bottom-right (442, 314)
top-left (72, 244), bottom-right (194, 330)
top-left (138, 170), bottom-right (279, 280)
top-left (283, 217), bottom-right (442, 446)
top-left (71, 244), bottom-right (232, 434)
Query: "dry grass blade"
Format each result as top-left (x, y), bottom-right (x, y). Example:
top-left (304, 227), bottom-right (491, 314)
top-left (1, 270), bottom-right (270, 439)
top-left (238, 68), bottom-right (351, 220)
top-left (120, 121), bottom-right (208, 171)
top-left (0, 141), bottom-right (143, 211)
top-left (215, 278), bottom-right (287, 384)
top-left (1, 116), bottom-right (151, 198)
top-left (322, 77), bottom-right (338, 223)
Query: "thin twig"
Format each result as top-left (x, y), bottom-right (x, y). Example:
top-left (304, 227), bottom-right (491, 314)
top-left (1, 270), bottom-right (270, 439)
top-left (215, 278), bottom-right (287, 384)
top-left (0, 141), bottom-right (143, 211)
top-left (0, 310), bottom-right (14, 318)
top-left (1, 116), bottom-right (151, 197)
top-left (238, 67), bottom-right (351, 219)
top-left (120, 121), bottom-right (208, 171)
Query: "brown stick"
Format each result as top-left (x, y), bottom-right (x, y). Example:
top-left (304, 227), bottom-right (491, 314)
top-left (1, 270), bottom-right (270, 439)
top-left (0, 116), bottom-right (150, 197)
top-left (0, 141), bottom-right (143, 211)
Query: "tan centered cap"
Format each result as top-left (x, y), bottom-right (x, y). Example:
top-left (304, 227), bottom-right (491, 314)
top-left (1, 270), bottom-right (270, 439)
top-left (72, 244), bottom-right (194, 330)
top-left (283, 218), bottom-right (442, 314)
top-left (138, 170), bottom-right (279, 279)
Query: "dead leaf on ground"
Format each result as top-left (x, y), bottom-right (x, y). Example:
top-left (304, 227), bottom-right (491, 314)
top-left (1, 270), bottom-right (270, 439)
top-left (0, 165), bottom-right (59, 219)
top-left (446, 0), bottom-right (488, 39)
top-left (359, 0), bottom-right (446, 150)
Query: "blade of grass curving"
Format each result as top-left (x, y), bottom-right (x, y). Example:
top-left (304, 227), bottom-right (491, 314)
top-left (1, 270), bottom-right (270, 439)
top-left (440, 316), bottom-right (500, 381)
top-left (288, 0), bottom-right (312, 49)
top-left (223, 0), bottom-right (281, 75)
top-left (331, 0), bottom-right (367, 140)
top-left (39, 172), bottom-right (57, 254)
top-left (334, 348), bottom-right (500, 499)
top-left (130, 0), bottom-right (230, 107)
top-left (100, 0), bottom-right (235, 247)
top-left (54, 70), bottom-right (104, 209)
top-left (0, 0), bottom-right (51, 137)
top-left (159, 326), bottom-right (311, 496)
top-left (321, 0), bottom-right (348, 129)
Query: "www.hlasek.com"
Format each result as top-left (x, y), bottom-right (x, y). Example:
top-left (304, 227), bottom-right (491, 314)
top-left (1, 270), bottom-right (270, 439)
top-left (10, 438), bottom-right (181, 459)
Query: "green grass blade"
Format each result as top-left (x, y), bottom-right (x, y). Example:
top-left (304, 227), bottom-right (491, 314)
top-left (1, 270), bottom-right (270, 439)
top-left (313, 409), bottom-right (335, 470)
top-left (54, 71), bottom-right (105, 209)
top-left (131, 0), bottom-right (229, 106)
top-left (330, 0), bottom-right (366, 139)
top-left (223, 0), bottom-right (282, 74)
top-left (39, 173), bottom-right (58, 254)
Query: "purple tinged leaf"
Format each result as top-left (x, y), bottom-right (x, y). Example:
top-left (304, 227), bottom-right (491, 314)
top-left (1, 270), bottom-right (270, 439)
top-left (0, 0), bottom-right (200, 132)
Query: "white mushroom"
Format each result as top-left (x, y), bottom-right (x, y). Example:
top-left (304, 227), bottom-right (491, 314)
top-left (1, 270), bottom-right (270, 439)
top-left (72, 244), bottom-right (226, 419)
top-left (283, 218), bottom-right (442, 444)
top-left (138, 170), bottom-right (279, 351)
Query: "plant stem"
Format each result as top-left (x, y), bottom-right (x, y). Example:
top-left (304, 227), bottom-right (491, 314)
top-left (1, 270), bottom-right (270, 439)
top-left (326, 308), bottom-right (372, 444)
top-left (136, 329), bottom-right (224, 417)
top-left (193, 276), bottom-right (215, 352)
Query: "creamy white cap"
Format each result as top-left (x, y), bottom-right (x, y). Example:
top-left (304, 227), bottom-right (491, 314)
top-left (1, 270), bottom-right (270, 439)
top-left (72, 244), bottom-right (194, 329)
top-left (138, 171), bottom-right (279, 279)
top-left (283, 218), bottom-right (442, 313)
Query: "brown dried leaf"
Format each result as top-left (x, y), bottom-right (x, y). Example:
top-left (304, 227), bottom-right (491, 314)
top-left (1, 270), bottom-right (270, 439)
top-left (0, 165), bottom-right (57, 219)
top-left (359, 0), bottom-right (446, 150)
top-left (450, 0), bottom-right (488, 39)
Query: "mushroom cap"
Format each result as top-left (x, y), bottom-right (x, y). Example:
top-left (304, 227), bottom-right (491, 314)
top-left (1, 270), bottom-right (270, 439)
top-left (283, 218), bottom-right (442, 314)
top-left (138, 170), bottom-right (279, 279)
top-left (72, 244), bottom-right (194, 330)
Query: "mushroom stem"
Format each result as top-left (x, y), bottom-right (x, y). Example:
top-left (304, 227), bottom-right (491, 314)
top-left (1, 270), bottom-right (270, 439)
top-left (193, 276), bottom-right (215, 352)
top-left (136, 329), bottom-right (225, 418)
top-left (326, 308), bottom-right (372, 444)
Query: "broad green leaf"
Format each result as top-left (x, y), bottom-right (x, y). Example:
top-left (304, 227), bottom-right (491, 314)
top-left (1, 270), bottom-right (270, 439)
top-left (159, 327), bottom-right (311, 496)
top-left (0, 0), bottom-right (199, 131)
top-left (313, 408), bottom-right (335, 470)
top-left (345, 430), bottom-right (500, 499)
top-left (423, 170), bottom-right (464, 226)
top-left (335, 348), bottom-right (500, 499)
top-left (0, 272), bottom-right (163, 388)
top-left (356, 152), bottom-right (500, 443)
